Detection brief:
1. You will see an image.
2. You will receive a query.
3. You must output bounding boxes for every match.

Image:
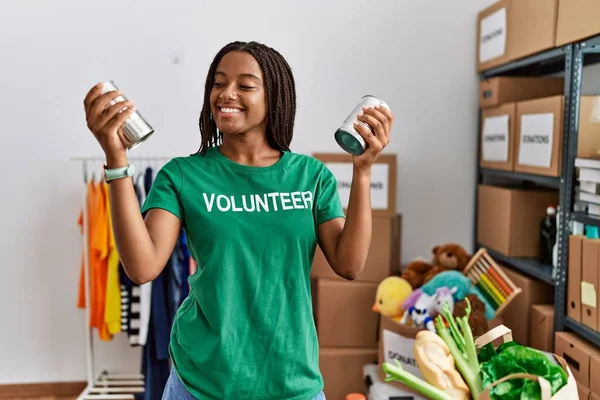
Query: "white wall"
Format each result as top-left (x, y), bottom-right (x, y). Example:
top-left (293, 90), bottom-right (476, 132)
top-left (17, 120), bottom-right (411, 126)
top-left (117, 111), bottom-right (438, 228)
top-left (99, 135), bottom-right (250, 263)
top-left (0, 0), bottom-right (496, 383)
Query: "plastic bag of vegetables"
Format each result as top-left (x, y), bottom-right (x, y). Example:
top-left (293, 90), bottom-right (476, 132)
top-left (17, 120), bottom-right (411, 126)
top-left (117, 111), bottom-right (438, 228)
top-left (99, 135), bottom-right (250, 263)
top-left (476, 324), bottom-right (579, 400)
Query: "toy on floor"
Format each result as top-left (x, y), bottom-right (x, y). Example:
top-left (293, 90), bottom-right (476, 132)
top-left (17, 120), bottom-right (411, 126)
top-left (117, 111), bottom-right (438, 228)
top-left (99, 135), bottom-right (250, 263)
top-left (372, 276), bottom-right (413, 322)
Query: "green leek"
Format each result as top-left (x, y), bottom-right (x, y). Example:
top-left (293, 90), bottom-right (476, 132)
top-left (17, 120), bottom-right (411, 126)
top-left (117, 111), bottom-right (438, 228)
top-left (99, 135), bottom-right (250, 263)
top-left (382, 360), bottom-right (454, 400)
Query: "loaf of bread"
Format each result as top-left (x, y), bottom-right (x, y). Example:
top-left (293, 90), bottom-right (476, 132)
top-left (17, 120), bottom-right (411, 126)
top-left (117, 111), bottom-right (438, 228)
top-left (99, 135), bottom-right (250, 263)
top-left (413, 330), bottom-right (470, 400)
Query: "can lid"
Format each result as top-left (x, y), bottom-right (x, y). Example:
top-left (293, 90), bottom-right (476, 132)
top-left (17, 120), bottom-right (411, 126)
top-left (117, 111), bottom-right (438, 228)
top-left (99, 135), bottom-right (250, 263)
top-left (345, 394), bottom-right (366, 400)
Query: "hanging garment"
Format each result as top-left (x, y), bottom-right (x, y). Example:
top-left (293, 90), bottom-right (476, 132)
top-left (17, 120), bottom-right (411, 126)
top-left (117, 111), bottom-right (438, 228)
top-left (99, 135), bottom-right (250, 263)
top-left (136, 172), bottom-right (151, 346)
top-left (77, 180), bottom-right (112, 341)
top-left (103, 183), bottom-right (122, 335)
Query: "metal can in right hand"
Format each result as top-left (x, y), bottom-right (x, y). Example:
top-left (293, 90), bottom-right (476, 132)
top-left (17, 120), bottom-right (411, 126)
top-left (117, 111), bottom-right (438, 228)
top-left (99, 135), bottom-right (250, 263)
top-left (334, 95), bottom-right (391, 155)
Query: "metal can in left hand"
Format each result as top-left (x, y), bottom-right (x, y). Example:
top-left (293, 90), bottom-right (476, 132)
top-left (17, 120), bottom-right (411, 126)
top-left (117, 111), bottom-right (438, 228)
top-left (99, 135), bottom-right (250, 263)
top-left (101, 80), bottom-right (154, 150)
top-left (334, 95), bottom-right (391, 156)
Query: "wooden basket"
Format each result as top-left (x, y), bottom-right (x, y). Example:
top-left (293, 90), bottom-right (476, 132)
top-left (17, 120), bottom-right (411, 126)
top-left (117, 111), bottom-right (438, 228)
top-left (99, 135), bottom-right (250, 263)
top-left (463, 247), bottom-right (522, 318)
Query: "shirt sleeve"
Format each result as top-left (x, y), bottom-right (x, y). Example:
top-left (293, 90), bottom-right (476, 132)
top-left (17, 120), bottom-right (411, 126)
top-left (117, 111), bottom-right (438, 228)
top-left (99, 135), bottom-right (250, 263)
top-left (315, 164), bottom-right (346, 225)
top-left (140, 158), bottom-right (184, 224)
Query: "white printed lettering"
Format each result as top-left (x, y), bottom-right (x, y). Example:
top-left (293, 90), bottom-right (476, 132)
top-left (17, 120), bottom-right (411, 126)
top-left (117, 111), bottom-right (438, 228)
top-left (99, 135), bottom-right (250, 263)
top-left (203, 193), bottom-right (215, 212)
top-left (217, 195), bottom-right (231, 212)
top-left (256, 194), bottom-right (269, 212)
top-left (280, 193), bottom-right (293, 210)
top-left (291, 191), bottom-right (304, 209)
top-left (242, 195), bottom-right (255, 212)
top-left (301, 191), bottom-right (313, 209)
top-left (231, 196), bottom-right (243, 212)
top-left (267, 193), bottom-right (280, 211)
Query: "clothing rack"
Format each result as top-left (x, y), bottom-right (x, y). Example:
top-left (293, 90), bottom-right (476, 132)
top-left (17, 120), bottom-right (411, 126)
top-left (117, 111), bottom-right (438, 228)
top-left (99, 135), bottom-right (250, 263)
top-left (71, 155), bottom-right (174, 400)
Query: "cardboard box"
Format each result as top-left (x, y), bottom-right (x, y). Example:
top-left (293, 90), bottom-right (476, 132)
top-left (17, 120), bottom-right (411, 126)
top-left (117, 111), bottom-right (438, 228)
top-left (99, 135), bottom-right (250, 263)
top-left (554, 331), bottom-right (600, 388)
top-left (514, 95), bottom-right (564, 177)
top-left (312, 153), bottom-right (397, 217)
top-left (311, 214), bottom-right (401, 282)
top-left (577, 96), bottom-right (600, 160)
top-left (480, 103), bottom-right (517, 171)
top-left (479, 77), bottom-right (564, 109)
top-left (556, 0), bottom-right (600, 46)
top-left (529, 304), bottom-right (554, 352)
top-left (579, 382), bottom-right (591, 400)
top-left (591, 353), bottom-right (600, 397)
top-left (581, 238), bottom-right (600, 331)
top-left (476, 0), bottom-right (559, 72)
top-left (592, 392), bottom-right (600, 400)
top-left (319, 347), bottom-right (377, 400)
top-left (477, 184), bottom-right (559, 257)
top-left (499, 265), bottom-right (554, 346)
top-left (312, 278), bottom-right (379, 348)
top-left (568, 235), bottom-right (584, 323)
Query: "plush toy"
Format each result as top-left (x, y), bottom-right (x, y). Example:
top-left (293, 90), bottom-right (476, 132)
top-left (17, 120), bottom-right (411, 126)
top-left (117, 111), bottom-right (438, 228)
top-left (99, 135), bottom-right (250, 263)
top-left (400, 291), bottom-right (436, 332)
top-left (453, 293), bottom-right (489, 337)
top-left (372, 276), bottom-right (413, 322)
top-left (400, 257), bottom-right (435, 289)
top-left (423, 243), bottom-right (471, 284)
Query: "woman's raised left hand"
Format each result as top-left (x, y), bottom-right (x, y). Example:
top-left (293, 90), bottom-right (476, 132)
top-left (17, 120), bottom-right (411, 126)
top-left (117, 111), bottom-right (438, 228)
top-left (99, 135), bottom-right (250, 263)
top-left (352, 105), bottom-right (394, 171)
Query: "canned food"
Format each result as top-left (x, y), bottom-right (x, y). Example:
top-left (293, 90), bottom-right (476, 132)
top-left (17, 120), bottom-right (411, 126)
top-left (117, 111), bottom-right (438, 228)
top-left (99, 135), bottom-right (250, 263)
top-left (334, 95), bottom-right (391, 155)
top-left (101, 81), bottom-right (154, 150)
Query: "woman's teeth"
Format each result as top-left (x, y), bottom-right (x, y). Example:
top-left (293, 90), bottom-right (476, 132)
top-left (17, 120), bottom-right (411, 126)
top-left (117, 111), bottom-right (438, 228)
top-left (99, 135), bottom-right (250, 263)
top-left (221, 107), bottom-right (242, 114)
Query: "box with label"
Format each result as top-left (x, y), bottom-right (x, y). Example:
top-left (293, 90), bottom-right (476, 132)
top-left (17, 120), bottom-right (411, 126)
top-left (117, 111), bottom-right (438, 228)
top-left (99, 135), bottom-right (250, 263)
top-left (312, 153), bottom-right (397, 217)
top-left (556, 0), bottom-right (600, 46)
top-left (477, 184), bottom-right (559, 258)
top-left (514, 95), bottom-right (564, 177)
top-left (311, 214), bottom-right (401, 282)
top-left (477, 0), bottom-right (559, 72)
top-left (479, 77), bottom-right (564, 109)
top-left (580, 237), bottom-right (600, 331)
top-left (480, 103), bottom-right (516, 171)
top-left (311, 278), bottom-right (379, 348)
top-left (554, 332), bottom-right (600, 388)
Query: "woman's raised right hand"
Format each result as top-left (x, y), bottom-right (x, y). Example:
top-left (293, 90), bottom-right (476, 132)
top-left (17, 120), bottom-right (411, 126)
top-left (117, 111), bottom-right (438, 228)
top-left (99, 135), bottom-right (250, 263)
top-left (83, 82), bottom-right (136, 163)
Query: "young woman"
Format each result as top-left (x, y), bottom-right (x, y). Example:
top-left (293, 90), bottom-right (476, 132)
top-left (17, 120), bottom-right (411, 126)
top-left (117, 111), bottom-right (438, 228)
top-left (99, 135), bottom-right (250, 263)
top-left (83, 41), bottom-right (393, 400)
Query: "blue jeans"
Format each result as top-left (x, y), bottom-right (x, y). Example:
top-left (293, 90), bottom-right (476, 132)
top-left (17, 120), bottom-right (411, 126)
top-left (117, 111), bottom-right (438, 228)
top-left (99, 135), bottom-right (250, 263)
top-left (162, 368), bottom-right (326, 400)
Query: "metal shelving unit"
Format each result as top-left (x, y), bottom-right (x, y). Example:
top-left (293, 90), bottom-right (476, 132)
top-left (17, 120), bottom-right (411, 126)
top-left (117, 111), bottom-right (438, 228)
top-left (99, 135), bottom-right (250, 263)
top-left (474, 36), bottom-right (600, 349)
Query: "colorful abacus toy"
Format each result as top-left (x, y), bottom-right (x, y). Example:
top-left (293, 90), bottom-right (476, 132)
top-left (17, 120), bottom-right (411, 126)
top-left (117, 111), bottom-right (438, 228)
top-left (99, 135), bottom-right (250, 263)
top-left (463, 247), bottom-right (522, 318)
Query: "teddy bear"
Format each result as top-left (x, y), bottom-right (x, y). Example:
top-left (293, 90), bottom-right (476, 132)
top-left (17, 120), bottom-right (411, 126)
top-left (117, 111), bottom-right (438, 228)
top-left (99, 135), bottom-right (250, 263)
top-left (400, 243), bottom-right (472, 289)
top-left (422, 243), bottom-right (471, 284)
top-left (400, 258), bottom-right (434, 289)
top-left (452, 293), bottom-right (488, 337)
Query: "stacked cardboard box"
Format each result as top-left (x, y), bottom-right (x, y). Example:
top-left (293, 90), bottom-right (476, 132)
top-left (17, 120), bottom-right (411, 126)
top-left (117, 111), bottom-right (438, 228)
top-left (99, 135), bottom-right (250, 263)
top-left (310, 153), bottom-right (400, 400)
top-left (476, 0), bottom-right (600, 72)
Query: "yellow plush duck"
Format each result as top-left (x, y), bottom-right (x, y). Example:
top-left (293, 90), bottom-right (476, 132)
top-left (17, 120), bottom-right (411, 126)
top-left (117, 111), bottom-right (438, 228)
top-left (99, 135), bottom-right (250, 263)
top-left (372, 276), bottom-right (413, 323)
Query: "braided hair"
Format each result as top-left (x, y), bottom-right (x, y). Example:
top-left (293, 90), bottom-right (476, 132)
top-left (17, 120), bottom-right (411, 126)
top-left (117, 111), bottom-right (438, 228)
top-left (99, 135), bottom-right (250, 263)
top-left (197, 41), bottom-right (297, 154)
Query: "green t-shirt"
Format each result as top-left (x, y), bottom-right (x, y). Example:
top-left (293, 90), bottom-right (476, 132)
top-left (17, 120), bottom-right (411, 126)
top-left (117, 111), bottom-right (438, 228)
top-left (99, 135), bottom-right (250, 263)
top-left (140, 146), bottom-right (345, 400)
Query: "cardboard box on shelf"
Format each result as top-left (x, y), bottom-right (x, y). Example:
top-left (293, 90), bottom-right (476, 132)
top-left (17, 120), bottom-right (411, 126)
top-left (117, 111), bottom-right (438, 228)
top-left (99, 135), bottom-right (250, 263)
top-left (579, 382), bottom-right (591, 400)
top-left (577, 96), bottom-right (600, 160)
top-left (319, 347), bottom-right (377, 400)
top-left (529, 304), bottom-right (555, 352)
top-left (514, 95), bottom-right (564, 177)
top-left (591, 353), bottom-right (600, 397)
top-left (477, 184), bottom-right (559, 258)
top-left (581, 238), bottom-right (600, 331)
top-left (556, 0), bottom-right (600, 46)
top-left (568, 235), bottom-right (584, 323)
top-left (499, 265), bottom-right (554, 346)
top-left (311, 278), bottom-right (379, 348)
top-left (476, 0), bottom-right (559, 72)
top-left (312, 153), bottom-right (397, 217)
top-left (480, 103), bottom-right (516, 171)
top-left (311, 214), bottom-right (401, 283)
top-left (554, 331), bottom-right (600, 388)
top-left (479, 77), bottom-right (564, 109)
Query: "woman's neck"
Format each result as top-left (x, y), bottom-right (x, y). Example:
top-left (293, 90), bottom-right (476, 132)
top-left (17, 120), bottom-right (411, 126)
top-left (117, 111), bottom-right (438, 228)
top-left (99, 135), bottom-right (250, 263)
top-left (218, 133), bottom-right (282, 167)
